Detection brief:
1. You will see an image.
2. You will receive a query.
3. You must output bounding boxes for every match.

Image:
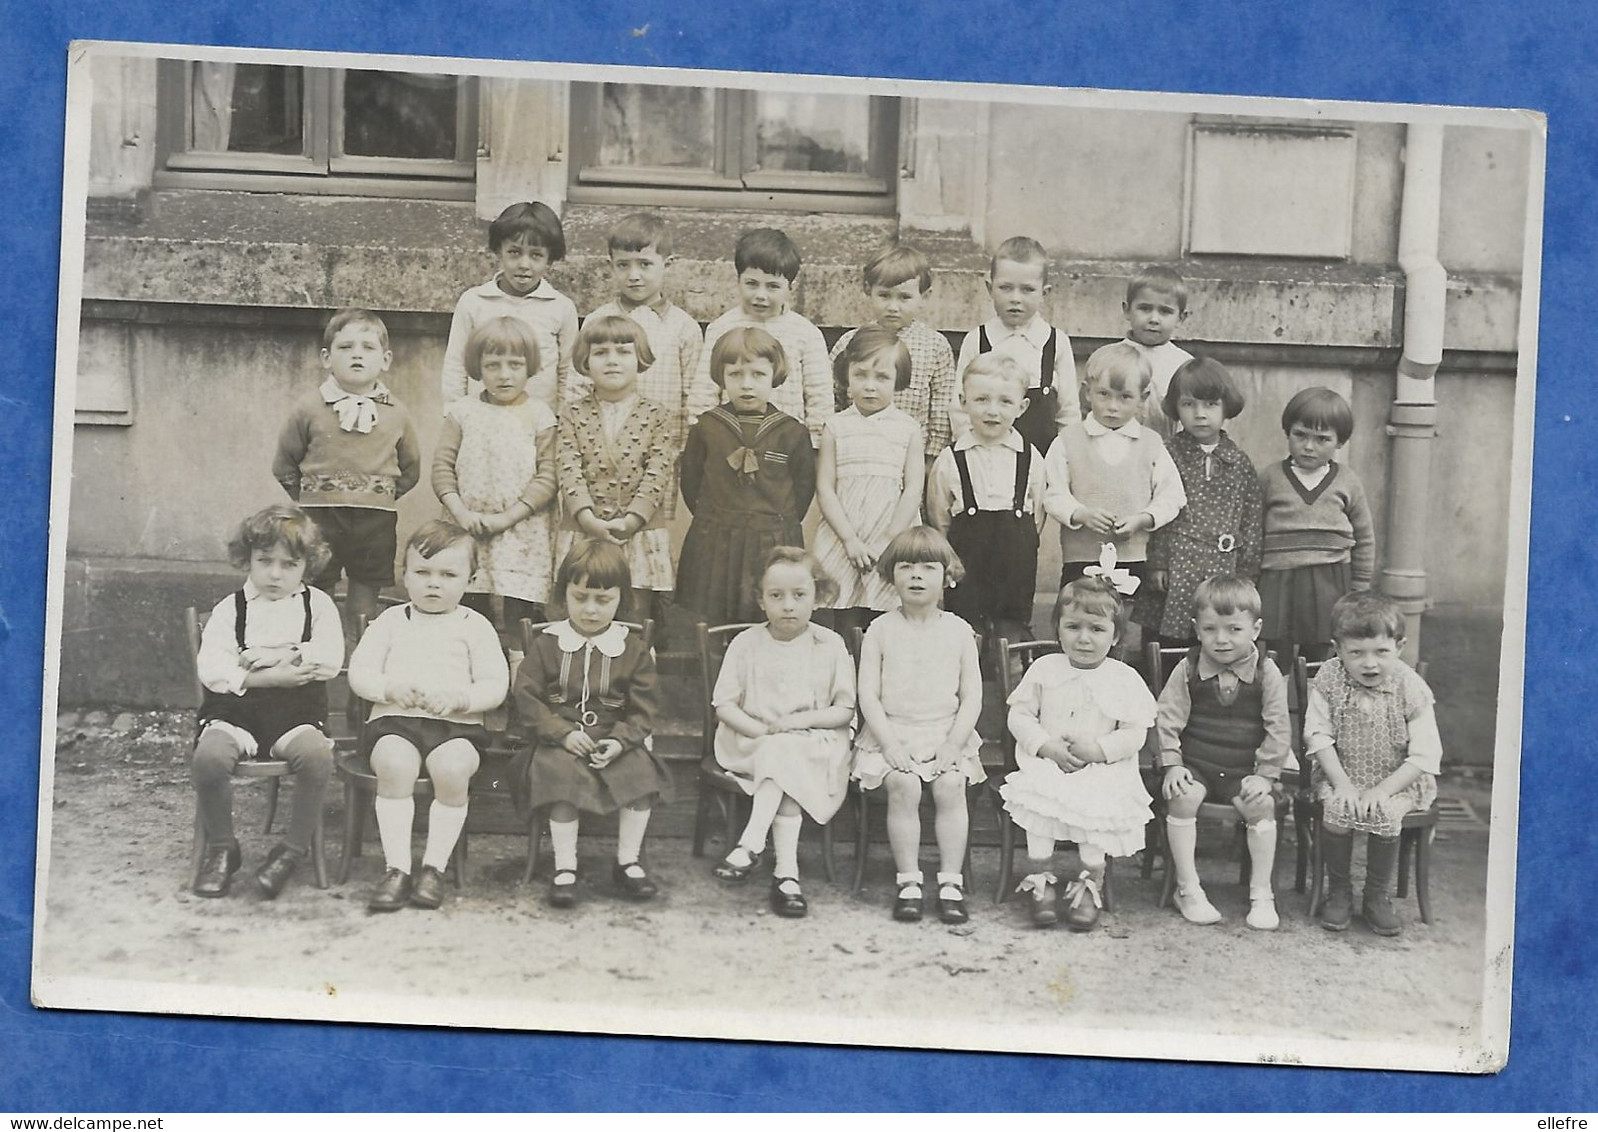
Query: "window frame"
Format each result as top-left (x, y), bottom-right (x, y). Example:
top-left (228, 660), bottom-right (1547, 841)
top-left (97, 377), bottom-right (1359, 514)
top-left (567, 83), bottom-right (898, 214)
top-left (155, 60), bottom-right (478, 200)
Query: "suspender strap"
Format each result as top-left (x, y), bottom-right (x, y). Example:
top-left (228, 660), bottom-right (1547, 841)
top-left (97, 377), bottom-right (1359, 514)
top-left (952, 449), bottom-right (979, 515)
top-left (1011, 446), bottom-right (1032, 515)
top-left (977, 326), bottom-right (991, 354)
top-left (300, 587), bottom-right (313, 642)
top-left (1039, 329), bottom-right (1057, 392)
top-left (232, 590), bottom-right (248, 649)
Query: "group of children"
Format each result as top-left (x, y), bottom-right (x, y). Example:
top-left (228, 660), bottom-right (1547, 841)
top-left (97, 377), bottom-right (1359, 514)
top-left (190, 202), bottom-right (1435, 940)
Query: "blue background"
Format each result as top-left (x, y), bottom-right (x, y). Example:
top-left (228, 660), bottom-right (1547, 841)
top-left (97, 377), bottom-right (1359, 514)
top-left (0, 0), bottom-right (1589, 1112)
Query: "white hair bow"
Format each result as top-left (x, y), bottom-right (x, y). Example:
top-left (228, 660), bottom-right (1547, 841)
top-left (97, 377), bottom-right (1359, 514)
top-left (1082, 543), bottom-right (1141, 596)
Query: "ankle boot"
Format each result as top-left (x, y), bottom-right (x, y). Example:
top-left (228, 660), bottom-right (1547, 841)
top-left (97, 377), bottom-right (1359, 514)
top-left (1362, 834), bottom-right (1402, 936)
top-left (1319, 829), bottom-right (1354, 931)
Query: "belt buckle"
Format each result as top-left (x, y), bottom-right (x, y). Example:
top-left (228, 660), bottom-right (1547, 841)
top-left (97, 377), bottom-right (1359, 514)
top-left (1216, 534), bottom-right (1236, 553)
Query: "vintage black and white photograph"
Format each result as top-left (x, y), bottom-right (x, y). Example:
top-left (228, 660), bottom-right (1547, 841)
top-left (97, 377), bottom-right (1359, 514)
top-left (34, 40), bottom-right (1537, 1071)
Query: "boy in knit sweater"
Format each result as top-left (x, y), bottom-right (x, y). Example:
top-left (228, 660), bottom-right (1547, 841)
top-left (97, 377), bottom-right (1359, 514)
top-left (686, 227), bottom-right (833, 448)
top-left (273, 309), bottom-right (421, 635)
top-left (1153, 575), bottom-right (1292, 930)
top-left (346, 520), bottom-right (509, 912)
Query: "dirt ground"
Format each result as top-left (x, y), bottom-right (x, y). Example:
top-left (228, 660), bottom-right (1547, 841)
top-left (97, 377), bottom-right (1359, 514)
top-left (33, 709), bottom-right (1498, 1066)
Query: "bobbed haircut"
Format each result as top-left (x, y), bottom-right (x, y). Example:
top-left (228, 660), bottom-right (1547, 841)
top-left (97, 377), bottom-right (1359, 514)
top-left (573, 314), bottom-right (656, 376)
top-left (834, 326), bottom-right (913, 400)
top-left (606, 211), bottom-right (674, 258)
top-left (873, 525), bottom-right (965, 587)
top-left (734, 227), bottom-right (802, 282)
top-left (1191, 574), bottom-right (1262, 621)
top-left (1052, 577), bottom-right (1130, 640)
top-left (960, 351), bottom-right (1029, 398)
top-left (406, 519), bottom-right (478, 575)
top-left (758, 545), bottom-right (839, 608)
top-left (463, 316), bottom-right (542, 383)
top-left (1125, 265), bottom-right (1189, 311)
top-left (322, 308), bottom-right (389, 352)
top-left (710, 326), bottom-right (789, 388)
top-left (990, 235), bottom-right (1050, 282)
top-left (227, 504), bottom-right (332, 577)
top-left (1085, 340), bottom-right (1153, 395)
top-left (1163, 355), bottom-right (1245, 421)
top-left (488, 200), bottom-right (566, 261)
top-left (1281, 386), bottom-right (1355, 444)
top-left (1329, 590), bottom-right (1406, 644)
top-left (554, 537), bottom-right (633, 601)
top-left (862, 243), bottom-right (933, 293)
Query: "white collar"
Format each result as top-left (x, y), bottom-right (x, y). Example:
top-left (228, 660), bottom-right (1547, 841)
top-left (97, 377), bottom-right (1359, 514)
top-left (954, 427), bottom-right (1025, 453)
top-left (544, 619), bottom-right (630, 657)
top-left (987, 313), bottom-right (1052, 348)
top-left (241, 580), bottom-right (307, 603)
top-left (1082, 415), bottom-right (1144, 440)
top-left (474, 276), bottom-right (558, 301)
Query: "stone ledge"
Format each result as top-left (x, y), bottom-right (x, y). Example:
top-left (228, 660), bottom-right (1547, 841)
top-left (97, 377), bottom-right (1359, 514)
top-left (82, 190), bottom-right (1522, 354)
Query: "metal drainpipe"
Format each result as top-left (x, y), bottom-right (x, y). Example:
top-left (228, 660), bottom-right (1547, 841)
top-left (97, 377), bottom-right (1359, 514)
top-left (1384, 123), bottom-right (1447, 661)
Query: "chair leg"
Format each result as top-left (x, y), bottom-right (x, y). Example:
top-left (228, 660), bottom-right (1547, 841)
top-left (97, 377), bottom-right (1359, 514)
top-left (1397, 829), bottom-right (1413, 898)
top-left (1415, 829), bottom-right (1434, 924)
top-left (1307, 817), bottom-right (1325, 918)
top-left (523, 812), bottom-right (542, 885)
top-left (1237, 824), bottom-right (1252, 889)
top-left (852, 789), bottom-right (871, 894)
top-left (995, 815), bottom-right (1016, 904)
top-left (692, 786), bottom-right (711, 858)
top-left (820, 819), bottom-right (837, 885)
top-left (310, 807), bottom-right (329, 889)
top-left (451, 831), bottom-right (468, 889)
top-left (722, 794), bottom-right (740, 857)
top-left (337, 780), bottom-right (361, 885)
top-left (1293, 801), bottom-right (1311, 894)
top-left (1141, 817), bottom-right (1159, 879)
top-left (1102, 857), bottom-right (1115, 914)
top-left (263, 777), bottom-right (281, 835)
top-left (190, 806), bottom-right (207, 890)
top-left (1157, 834), bottom-right (1176, 909)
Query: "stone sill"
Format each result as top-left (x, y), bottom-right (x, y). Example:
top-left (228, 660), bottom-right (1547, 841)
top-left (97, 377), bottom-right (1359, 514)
top-left (83, 190), bottom-right (1520, 354)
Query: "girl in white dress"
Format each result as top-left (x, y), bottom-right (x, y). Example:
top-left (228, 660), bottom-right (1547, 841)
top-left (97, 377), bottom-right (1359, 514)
top-left (853, 527), bottom-right (984, 924)
top-left (813, 328), bottom-right (925, 636)
top-left (1001, 554), bottom-right (1157, 931)
top-left (432, 316), bottom-right (557, 631)
top-left (711, 547), bottom-right (857, 919)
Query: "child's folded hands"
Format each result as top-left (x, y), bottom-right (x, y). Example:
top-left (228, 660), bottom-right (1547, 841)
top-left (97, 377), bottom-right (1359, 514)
top-left (563, 729), bottom-right (600, 757)
top-left (587, 739), bottom-right (624, 768)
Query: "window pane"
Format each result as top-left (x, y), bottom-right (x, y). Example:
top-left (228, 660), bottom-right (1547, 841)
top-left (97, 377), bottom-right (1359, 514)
top-left (343, 71), bottom-right (460, 160)
top-left (753, 92), bottom-right (870, 174)
top-left (189, 62), bottom-right (303, 154)
top-left (599, 83), bottom-right (716, 169)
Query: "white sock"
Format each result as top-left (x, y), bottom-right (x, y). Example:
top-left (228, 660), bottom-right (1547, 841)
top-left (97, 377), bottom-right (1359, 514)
top-left (771, 812), bottom-right (802, 879)
top-left (1025, 831), bottom-right (1056, 861)
top-left (1079, 843), bottom-right (1107, 871)
top-left (739, 782), bottom-right (783, 854)
top-left (1247, 819), bottom-right (1278, 901)
top-left (373, 795), bottom-right (414, 874)
top-left (937, 871), bottom-right (964, 897)
top-left (549, 817), bottom-right (579, 873)
top-left (1166, 816), bottom-right (1202, 892)
top-left (895, 870), bottom-right (924, 895)
top-left (617, 807), bottom-right (651, 866)
top-left (421, 801), bottom-right (467, 872)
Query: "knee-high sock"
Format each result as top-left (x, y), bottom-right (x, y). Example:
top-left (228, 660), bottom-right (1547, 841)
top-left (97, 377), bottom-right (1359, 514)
top-left (421, 800), bottom-right (468, 872)
top-left (1025, 830), bottom-right (1056, 863)
top-left (373, 795), bottom-right (415, 874)
top-left (1078, 843), bottom-right (1107, 871)
top-left (617, 807), bottom-right (651, 865)
top-left (739, 780), bottom-right (784, 853)
top-left (277, 728), bottom-right (333, 855)
top-left (191, 729), bottom-right (242, 846)
top-left (549, 817), bottom-right (579, 872)
top-left (1247, 819), bottom-right (1277, 900)
top-left (771, 812), bottom-right (802, 879)
top-left (1165, 815), bottom-right (1202, 892)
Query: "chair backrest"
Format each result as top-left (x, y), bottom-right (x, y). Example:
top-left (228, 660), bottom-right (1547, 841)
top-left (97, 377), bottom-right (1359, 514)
top-left (1143, 643), bottom-right (1190, 695)
top-left (695, 621), bottom-right (761, 758)
top-left (1289, 654), bottom-right (1427, 775)
top-left (995, 637), bottom-right (1062, 773)
top-left (183, 606), bottom-right (207, 708)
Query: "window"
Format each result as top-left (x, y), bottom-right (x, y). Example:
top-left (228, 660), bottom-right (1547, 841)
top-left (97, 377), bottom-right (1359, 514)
top-left (569, 82), bottom-right (897, 213)
top-left (157, 61), bottom-right (476, 198)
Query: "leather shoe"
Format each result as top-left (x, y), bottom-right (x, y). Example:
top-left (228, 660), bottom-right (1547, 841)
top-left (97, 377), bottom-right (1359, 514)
top-left (770, 877), bottom-right (808, 918)
top-left (549, 868), bottom-right (579, 908)
top-left (1062, 870), bottom-right (1104, 933)
top-left (936, 881), bottom-right (970, 925)
top-left (194, 841), bottom-right (242, 898)
top-left (409, 865), bottom-right (446, 910)
top-left (253, 844), bottom-right (303, 900)
top-left (892, 881), bottom-right (923, 922)
top-left (367, 867), bottom-right (412, 912)
top-left (613, 861), bottom-right (659, 901)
